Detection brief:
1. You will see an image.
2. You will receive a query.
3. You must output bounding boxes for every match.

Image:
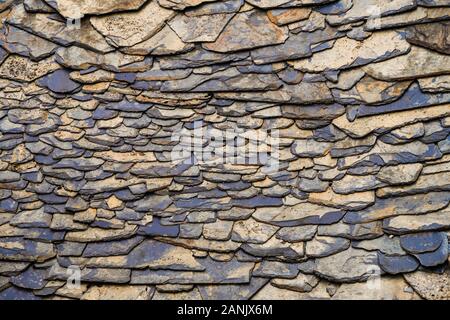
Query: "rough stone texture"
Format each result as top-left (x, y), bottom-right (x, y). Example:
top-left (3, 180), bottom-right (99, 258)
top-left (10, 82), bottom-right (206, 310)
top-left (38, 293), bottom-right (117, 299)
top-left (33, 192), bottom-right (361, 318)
top-left (0, 0), bottom-right (449, 301)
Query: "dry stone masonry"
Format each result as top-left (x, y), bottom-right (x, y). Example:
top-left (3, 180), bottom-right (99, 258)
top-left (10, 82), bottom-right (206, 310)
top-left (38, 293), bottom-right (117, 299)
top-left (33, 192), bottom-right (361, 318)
top-left (0, 0), bottom-right (449, 300)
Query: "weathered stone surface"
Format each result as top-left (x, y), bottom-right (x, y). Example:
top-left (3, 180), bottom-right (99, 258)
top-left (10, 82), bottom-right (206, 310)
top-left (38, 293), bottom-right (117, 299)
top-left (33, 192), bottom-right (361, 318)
top-left (253, 203), bottom-right (344, 227)
top-left (327, 0), bottom-right (416, 25)
top-left (82, 285), bottom-right (154, 300)
top-left (365, 7), bottom-right (450, 31)
top-left (363, 46), bottom-right (450, 81)
top-left (1, 0), bottom-right (449, 301)
top-left (268, 8), bottom-right (311, 25)
top-left (8, 4), bottom-right (113, 53)
top-left (251, 26), bottom-right (343, 65)
top-left (383, 208), bottom-right (450, 234)
top-left (203, 10), bottom-right (288, 53)
top-left (354, 235), bottom-right (406, 255)
top-left (334, 104), bottom-right (450, 138)
top-left (290, 31), bottom-right (410, 72)
top-left (43, 0), bottom-right (149, 18)
top-left (65, 225), bottom-right (137, 242)
top-left (332, 175), bottom-right (385, 194)
top-left (291, 139), bottom-right (332, 157)
top-left (169, 12), bottom-right (234, 42)
top-left (305, 236), bottom-right (350, 258)
top-left (309, 189), bottom-right (375, 210)
top-left (377, 171), bottom-right (450, 198)
top-left (253, 261), bottom-right (299, 278)
top-left (0, 55), bottom-right (59, 82)
top-left (344, 192), bottom-right (450, 224)
top-left (315, 248), bottom-right (380, 283)
top-left (10, 208), bottom-right (52, 228)
top-left (158, 0), bottom-right (217, 10)
top-left (80, 240), bottom-right (203, 270)
top-left (406, 22), bottom-right (450, 54)
top-left (203, 220), bottom-right (233, 241)
top-left (124, 25), bottom-right (194, 55)
top-left (0, 25), bottom-right (58, 60)
top-left (90, 1), bottom-right (175, 47)
top-left (231, 218), bottom-right (279, 244)
top-left (56, 46), bottom-right (145, 71)
top-left (271, 273), bottom-right (319, 293)
top-left (376, 163), bottom-right (423, 185)
top-left (419, 75), bottom-right (450, 93)
top-left (131, 258), bottom-right (254, 284)
top-left (332, 276), bottom-right (420, 300)
top-left (404, 270), bottom-right (450, 300)
top-left (252, 280), bottom-right (333, 300)
top-left (138, 218), bottom-right (179, 237)
top-left (241, 237), bottom-right (304, 260)
top-left (276, 225), bottom-right (317, 242)
top-left (0, 237), bottom-right (55, 262)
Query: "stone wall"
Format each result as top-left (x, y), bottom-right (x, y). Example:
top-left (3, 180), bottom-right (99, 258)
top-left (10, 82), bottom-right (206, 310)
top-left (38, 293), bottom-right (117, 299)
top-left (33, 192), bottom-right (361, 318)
top-left (0, 0), bottom-right (449, 300)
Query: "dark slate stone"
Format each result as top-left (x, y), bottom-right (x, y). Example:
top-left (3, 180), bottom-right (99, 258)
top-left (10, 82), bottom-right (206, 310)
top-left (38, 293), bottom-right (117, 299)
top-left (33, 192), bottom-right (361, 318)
top-left (132, 194), bottom-right (173, 212)
top-left (91, 219), bottom-right (123, 229)
top-left (159, 48), bottom-right (248, 70)
top-left (0, 171), bottom-right (20, 183)
top-left (174, 197), bottom-right (232, 211)
top-left (83, 236), bottom-right (144, 258)
top-left (218, 181), bottom-right (251, 191)
top-left (438, 135), bottom-right (450, 154)
top-left (106, 99), bottom-right (152, 112)
top-left (277, 67), bottom-right (303, 84)
top-left (317, 0), bottom-right (352, 14)
top-left (92, 106), bottom-right (118, 120)
top-left (37, 69), bottom-right (81, 93)
top-left (232, 195), bottom-right (284, 209)
top-left (23, 228), bottom-right (65, 242)
top-left (115, 72), bottom-right (137, 83)
top-left (10, 267), bottom-right (48, 290)
top-left (413, 236), bottom-right (449, 267)
top-left (421, 126), bottom-right (450, 144)
top-left (281, 104), bottom-right (345, 120)
top-left (378, 253), bottom-right (419, 275)
top-left (347, 83), bottom-right (450, 121)
top-left (251, 27), bottom-right (344, 65)
top-left (338, 144), bottom-right (442, 170)
top-left (298, 260), bottom-right (317, 274)
top-left (38, 193), bottom-right (68, 205)
top-left (400, 232), bottom-right (444, 254)
top-left (65, 197), bottom-right (89, 212)
top-left (22, 171), bottom-right (43, 183)
top-left (237, 64), bottom-right (273, 74)
top-left (406, 21), bottom-right (450, 54)
top-left (0, 286), bottom-right (41, 300)
top-left (56, 242), bottom-right (86, 257)
top-left (130, 157), bottom-right (194, 177)
top-left (313, 124), bottom-right (346, 142)
top-left (137, 218), bottom-right (180, 238)
top-left (131, 257), bottom-right (253, 285)
top-left (241, 242), bottom-right (301, 260)
top-left (116, 208), bottom-right (146, 221)
top-left (0, 198), bottom-right (18, 212)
